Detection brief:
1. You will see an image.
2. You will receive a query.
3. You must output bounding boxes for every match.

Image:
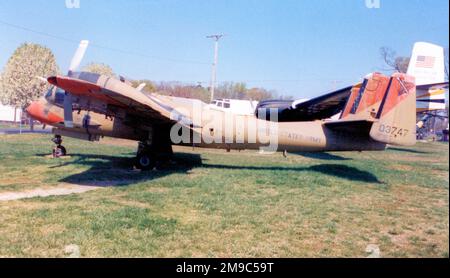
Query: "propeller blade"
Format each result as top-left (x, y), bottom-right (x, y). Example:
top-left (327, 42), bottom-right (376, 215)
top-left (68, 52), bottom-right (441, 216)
top-left (36, 76), bottom-right (48, 83)
top-left (136, 83), bottom-right (146, 92)
top-left (68, 40), bottom-right (89, 75)
top-left (63, 93), bottom-right (74, 128)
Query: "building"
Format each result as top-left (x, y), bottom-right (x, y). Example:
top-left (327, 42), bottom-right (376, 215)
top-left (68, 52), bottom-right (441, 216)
top-left (0, 103), bottom-right (22, 123)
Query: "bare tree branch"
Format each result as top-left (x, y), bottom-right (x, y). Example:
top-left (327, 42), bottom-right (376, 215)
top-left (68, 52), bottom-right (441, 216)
top-left (379, 46), bottom-right (410, 73)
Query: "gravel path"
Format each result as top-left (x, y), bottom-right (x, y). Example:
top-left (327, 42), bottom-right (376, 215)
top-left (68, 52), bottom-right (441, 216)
top-left (0, 184), bottom-right (101, 201)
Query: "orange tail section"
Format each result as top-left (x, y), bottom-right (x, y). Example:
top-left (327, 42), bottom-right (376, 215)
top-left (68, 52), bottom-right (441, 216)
top-left (369, 73), bottom-right (416, 146)
top-left (339, 72), bottom-right (416, 146)
top-left (340, 73), bottom-right (391, 121)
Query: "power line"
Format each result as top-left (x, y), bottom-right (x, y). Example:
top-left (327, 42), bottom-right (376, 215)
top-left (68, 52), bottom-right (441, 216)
top-left (0, 19), bottom-right (210, 65)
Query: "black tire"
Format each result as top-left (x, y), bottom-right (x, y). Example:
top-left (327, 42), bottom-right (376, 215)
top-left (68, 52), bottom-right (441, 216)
top-left (53, 145), bottom-right (67, 158)
top-left (135, 152), bottom-right (155, 170)
top-left (59, 146), bottom-right (67, 156)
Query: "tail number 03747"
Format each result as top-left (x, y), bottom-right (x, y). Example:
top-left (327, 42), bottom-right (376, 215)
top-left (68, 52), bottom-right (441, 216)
top-left (378, 124), bottom-right (409, 137)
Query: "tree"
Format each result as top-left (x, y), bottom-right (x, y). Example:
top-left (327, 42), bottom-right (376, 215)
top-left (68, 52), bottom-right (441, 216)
top-left (0, 43), bottom-right (59, 109)
top-left (156, 81), bottom-right (210, 103)
top-left (83, 63), bottom-right (116, 78)
top-left (379, 47), bottom-right (410, 73)
top-left (215, 82), bottom-right (248, 100)
top-left (245, 87), bottom-right (274, 101)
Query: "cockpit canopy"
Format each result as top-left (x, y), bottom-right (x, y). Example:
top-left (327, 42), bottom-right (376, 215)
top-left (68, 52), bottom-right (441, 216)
top-left (44, 86), bottom-right (65, 106)
top-left (209, 99), bottom-right (258, 115)
top-left (210, 99), bottom-right (231, 109)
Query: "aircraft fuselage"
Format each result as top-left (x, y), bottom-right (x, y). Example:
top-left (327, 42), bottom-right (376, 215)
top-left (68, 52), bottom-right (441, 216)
top-left (27, 95), bottom-right (386, 153)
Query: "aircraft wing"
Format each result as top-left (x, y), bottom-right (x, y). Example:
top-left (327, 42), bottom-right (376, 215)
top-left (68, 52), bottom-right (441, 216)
top-left (416, 82), bottom-right (449, 91)
top-left (256, 85), bottom-right (354, 122)
top-left (416, 82), bottom-right (449, 113)
top-left (47, 75), bottom-right (195, 127)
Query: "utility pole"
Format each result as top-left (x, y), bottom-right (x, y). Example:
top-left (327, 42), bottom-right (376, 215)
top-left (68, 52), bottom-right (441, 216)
top-left (207, 34), bottom-right (224, 102)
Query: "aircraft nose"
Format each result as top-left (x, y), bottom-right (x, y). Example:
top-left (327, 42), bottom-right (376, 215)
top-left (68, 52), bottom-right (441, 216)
top-left (26, 101), bottom-right (44, 119)
top-left (26, 100), bottom-right (63, 125)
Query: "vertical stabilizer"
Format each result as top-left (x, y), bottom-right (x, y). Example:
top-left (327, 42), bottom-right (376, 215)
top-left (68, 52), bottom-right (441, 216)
top-left (370, 73), bottom-right (416, 146)
top-left (407, 42), bottom-right (445, 86)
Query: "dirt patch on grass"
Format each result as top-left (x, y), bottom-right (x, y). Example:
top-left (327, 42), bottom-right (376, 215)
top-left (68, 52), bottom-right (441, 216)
top-left (0, 178), bottom-right (144, 201)
top-left (391, 164), bottom-right (415, 171)
top-left (0, 183), bottom-right (101, 201)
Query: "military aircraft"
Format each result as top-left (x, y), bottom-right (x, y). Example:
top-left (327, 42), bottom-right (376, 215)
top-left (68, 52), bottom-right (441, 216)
top-left (27, 40), bottom-right (418, 170)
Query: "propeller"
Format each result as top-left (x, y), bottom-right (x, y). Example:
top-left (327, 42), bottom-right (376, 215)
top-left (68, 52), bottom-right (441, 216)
top-left (63, 40), bottom-right (89, 128)
top-left (68, 40), bottom-right (89, 76)
top-left (36, 76), bottom-right (48, 83)
top-left (136, 83), bottom-right (147, 92)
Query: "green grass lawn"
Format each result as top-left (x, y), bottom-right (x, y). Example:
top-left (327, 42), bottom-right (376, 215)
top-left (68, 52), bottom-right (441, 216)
top-left (0, 134), bottom-right (448, 258)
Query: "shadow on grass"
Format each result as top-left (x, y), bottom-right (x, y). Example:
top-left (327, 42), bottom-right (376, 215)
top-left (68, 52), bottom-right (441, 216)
top-left (202, 163), bottom-right (382, 183)
top-left (387, 147), bottom-right (431, 154)
top-left (293, 152), bottom-right (352, 161)
top-left (38, 152), bottom-right (203, 187)
top-left (40, 152), bottom-right (382, 186)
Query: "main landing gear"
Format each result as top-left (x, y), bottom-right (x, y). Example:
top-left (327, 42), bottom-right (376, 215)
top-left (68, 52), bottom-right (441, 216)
top-left (134, 141), bottom-right (173, 171)
top-left (52, 135), bottom-right (67, 158)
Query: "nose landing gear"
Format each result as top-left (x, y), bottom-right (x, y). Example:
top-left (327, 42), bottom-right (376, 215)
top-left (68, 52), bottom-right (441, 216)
top-left (52, 135), bottom-right (67, 158)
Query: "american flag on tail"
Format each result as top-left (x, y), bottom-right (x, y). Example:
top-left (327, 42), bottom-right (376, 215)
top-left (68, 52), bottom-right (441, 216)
top-left (415, 55), bottom-right (435, 68)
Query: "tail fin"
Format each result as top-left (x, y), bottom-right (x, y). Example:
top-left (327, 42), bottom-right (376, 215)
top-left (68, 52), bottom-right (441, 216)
top-left (369, 73), bottom-right (416, 146)
top-left (406, 42), bottom-right (447, 113)
top-left (407, 42), bottom-right (445, 86)
top-left (338, 72), bottom-right (416, 146)
top-left (340, 73), bottom-right (391, 121)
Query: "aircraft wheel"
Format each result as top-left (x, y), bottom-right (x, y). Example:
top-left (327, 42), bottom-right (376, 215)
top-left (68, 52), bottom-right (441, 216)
top-left (135, 152), bottom-right (156, 170)
top-left (53, 145), bottom-right (67, 158)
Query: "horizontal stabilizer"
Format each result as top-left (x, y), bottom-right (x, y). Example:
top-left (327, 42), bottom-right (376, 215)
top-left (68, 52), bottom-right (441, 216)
top-left (325, 120), bottom-right (374, 136)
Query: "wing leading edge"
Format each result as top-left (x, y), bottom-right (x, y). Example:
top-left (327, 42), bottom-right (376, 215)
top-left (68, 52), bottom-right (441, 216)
top-left (47, 74), bottom-right (196, 127)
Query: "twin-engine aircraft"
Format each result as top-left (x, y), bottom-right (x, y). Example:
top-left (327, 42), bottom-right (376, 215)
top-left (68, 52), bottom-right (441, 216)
top-left (27, 41), bottom-right (426, 170)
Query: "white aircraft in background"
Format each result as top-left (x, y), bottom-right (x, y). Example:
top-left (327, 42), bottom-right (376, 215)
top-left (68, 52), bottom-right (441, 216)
top-left (408, 42), bottom-right (448, 113)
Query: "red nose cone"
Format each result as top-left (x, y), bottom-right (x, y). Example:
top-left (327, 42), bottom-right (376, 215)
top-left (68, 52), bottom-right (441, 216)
top-left (26, 101), bottom-right (63, 125)
top-left (26, 101), bottom-right (43, 119)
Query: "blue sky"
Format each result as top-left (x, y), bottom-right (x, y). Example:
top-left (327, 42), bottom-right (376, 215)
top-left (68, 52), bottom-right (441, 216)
top-left (0, 0), bottom-right (448, 98)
